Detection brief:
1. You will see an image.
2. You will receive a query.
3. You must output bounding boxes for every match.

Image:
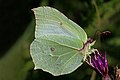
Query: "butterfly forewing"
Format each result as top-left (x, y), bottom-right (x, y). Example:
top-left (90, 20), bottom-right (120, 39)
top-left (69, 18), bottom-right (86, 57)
top-left (33, 7), bottom-right (87, 43)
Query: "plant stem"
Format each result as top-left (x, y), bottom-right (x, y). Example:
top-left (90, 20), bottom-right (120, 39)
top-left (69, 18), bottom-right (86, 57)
top-left (90, 0), bottom-right (101, 80)
top-left (90, 70), bottom-right (96, 80)
top-left (92, 0), bottom-right (101, 51)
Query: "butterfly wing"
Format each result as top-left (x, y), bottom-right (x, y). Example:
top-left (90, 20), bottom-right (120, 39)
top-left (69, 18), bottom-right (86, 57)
top-left (33, 7), bottom-right (87, 42)
top-left (30, 7), bottom-right (88, 76)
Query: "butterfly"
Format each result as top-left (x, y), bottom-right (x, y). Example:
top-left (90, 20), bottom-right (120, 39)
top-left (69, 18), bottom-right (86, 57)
top-left (30, 6), bottom-right (96, 76)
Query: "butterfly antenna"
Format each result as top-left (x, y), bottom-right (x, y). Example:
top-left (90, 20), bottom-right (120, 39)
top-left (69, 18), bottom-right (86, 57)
top-left (93, 29), bottom-right (101, 39)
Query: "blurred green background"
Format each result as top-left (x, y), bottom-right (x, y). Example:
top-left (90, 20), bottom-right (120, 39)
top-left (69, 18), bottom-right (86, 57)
top-left (0, 0), bottom-right (120, 80)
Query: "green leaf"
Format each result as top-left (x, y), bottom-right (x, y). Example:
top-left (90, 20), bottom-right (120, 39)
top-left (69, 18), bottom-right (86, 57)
top-left (30, 6), bottom-right (93, 76)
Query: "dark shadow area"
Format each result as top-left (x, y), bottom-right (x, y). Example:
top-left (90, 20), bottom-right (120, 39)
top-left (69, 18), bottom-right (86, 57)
top-left (0, 0), bottom-right (40, 57)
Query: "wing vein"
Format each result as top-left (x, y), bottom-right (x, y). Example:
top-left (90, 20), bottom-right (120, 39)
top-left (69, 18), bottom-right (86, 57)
top-left (40, 38), bottom-right (79, 50)
top-left (61, 53), bottom-right (78, 73)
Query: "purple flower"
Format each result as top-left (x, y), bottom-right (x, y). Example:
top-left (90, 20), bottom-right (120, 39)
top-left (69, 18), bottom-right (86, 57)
top-left (86, 50), bottom-right (110, 80)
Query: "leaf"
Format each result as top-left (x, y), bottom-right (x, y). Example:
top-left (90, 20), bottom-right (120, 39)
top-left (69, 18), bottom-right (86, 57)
top-left (30, 6), bottom-right (92, 76)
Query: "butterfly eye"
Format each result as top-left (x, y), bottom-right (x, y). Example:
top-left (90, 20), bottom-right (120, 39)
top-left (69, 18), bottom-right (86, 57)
top-left (87, 37), bottom-right (95, 44)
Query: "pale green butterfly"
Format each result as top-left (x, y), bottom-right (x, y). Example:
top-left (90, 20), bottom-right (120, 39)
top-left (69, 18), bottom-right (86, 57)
top-left (30, 6), bottom-right (96, 76)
